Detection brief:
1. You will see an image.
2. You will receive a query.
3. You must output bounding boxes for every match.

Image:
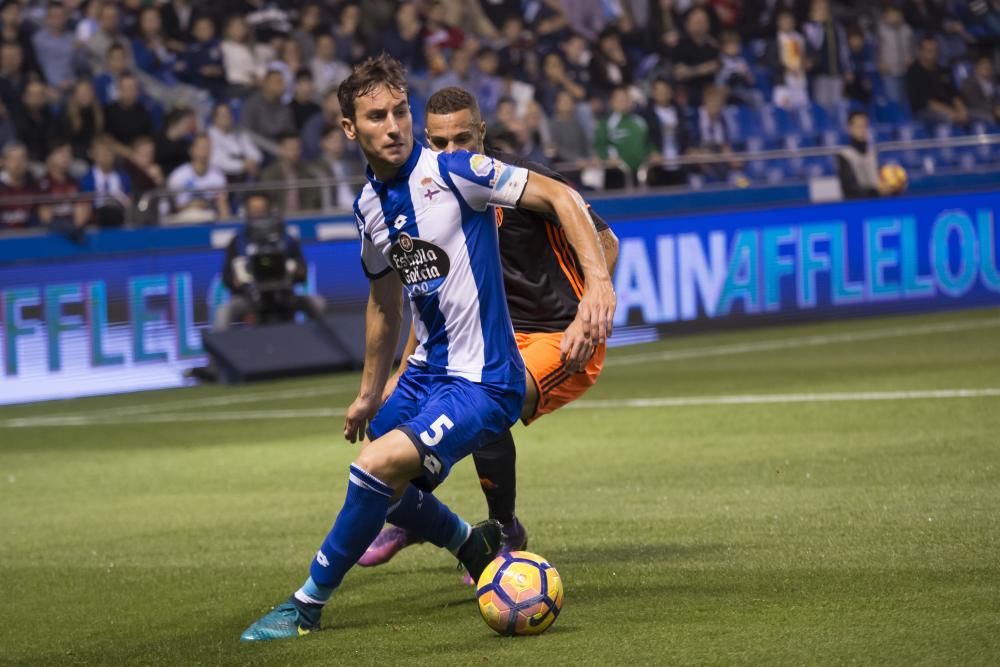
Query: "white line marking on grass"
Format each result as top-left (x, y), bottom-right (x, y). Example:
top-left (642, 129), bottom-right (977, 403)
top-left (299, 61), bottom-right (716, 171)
top-left (568, 388), bottom-right (1000, 409)
top-left (607, 317), bottom-right (1000, 367)
top-left (2, 408), bottom-right (346, 428)
top-left (4, 389), bottom-right (997, 427)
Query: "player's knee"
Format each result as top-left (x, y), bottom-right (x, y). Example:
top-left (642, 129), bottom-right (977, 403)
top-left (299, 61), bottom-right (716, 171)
top-left (353, 434), bottom-right (420, 488)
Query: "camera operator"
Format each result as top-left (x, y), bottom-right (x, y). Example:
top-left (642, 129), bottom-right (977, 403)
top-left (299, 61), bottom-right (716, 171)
top-left (213, 192), bottom-right (326, 332)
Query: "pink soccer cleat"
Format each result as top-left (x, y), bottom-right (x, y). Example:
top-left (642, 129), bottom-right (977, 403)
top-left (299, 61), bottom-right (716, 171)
top-left (357, 525), bottom-right (416, 567)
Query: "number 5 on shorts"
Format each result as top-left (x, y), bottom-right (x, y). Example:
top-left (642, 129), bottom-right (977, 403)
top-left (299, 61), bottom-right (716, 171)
top-left (419, 414), bottom-right (454, 446)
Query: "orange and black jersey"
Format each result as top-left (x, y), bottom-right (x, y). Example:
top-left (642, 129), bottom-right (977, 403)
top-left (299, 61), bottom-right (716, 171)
top-left (488, 150), bottom-right (611, 334)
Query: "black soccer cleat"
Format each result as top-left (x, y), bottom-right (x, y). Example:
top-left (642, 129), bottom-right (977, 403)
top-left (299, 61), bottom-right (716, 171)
top-left (456, 519), bottom-right (503, 583)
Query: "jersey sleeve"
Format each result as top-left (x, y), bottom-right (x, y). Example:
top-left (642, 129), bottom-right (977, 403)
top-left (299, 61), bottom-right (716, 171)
top-left (439, 150), bottom-right (529, 211)
top-left (355, 211), bottom-right (392, 279)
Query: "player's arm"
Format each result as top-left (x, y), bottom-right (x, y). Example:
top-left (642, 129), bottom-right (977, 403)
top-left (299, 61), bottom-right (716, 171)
top-left (344, 271), bottom-right (404, 443)
top-left (517, 173), bottom-right (616, 345)
top-left (383, 324), bottom-right (418, 403)
top-left (598, 226), bottom-right (619, 275)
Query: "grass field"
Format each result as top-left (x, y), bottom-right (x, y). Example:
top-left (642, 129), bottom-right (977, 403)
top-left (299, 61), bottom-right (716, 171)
top-left (2, 308), bottom-right (999, 666)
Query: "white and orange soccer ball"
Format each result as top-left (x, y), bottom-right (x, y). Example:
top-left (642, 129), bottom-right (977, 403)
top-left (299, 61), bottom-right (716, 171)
top-left (476, 551), bottom-right (563, 636)
top-left (880, 163), bottom-right (908, 194)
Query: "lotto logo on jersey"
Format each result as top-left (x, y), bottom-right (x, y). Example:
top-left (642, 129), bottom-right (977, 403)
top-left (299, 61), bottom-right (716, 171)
top-left (389, 233), bottom-right (451, 296)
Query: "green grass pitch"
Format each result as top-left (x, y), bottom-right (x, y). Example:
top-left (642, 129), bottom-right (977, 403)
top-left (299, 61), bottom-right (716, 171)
top-left (1, 308), bottom-right (999, 666)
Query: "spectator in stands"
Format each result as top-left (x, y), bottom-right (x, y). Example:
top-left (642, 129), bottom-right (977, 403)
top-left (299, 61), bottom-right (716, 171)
top-left (300, 87), bottom-right (343, 161)
top-left (271, 38), bottom-right (306, 103)
top-left (422, 0), bottom-right (465, 52)
top-left (770, 10), bottom-right (810, 110)
top-left (259, 132), bottom-right (322, 214)
top-left (436, 0), bottom-right (498, 41)
top-left (673, 8), bottom-right (720, 103)
top-left (37, 140), bottom-right (88, 232)
top-left (0, 100), bottom-right (12, 149)
top-left (221, 14), bottom-right (265, 98)
top-left (689, 84), bottom-right (736, 181)
top-left (156, 107), bottom-right (198, 176)
top-left (179, 15), bottom-right (225, 100)
top-left (549, 88), bottom-right (592, 166)
top-left (31, 2), bottom-right (78, 92)
top-left (429, 46), bottom-right (477, 93)
top-left (594, 84), bottom-right (654, 176)
top-left (384, 2), bottom-right (425, 72)
top-left (961, 55), bottom-right (1000, 125)
top-left (12, 80), bottom-right (66, 162)
top-left (291, 3), bottom-right (323, 63)
top-left (241, 69), bottom-right (295, 143)
top-left (208, 102), bottom-right (261, 183)
top-left (560, 0), bottom-right (610, 43)
top-left (0, 41), bottom-right (28, 110)
top-left (79, 135), bottom-right (132, 227)
top-left (311, 123), bottom-right (362, 210)
top-left (591, 27), bottom-right (634, 99)
top-left (75, 2), bottom-right (101, 52)
top-left (65, 79), bottom-right (103, 162)
top-left (122, 135), bottom-right (164, 202)
top-left (803, 0), bottom-right (848, 113)
top-left (104, 73), bottom-right (154, 154)
top-left (289, 68), bottom-right (320, 131)
top-left (310, 33), bottom-right (350, 96)
top-left (497, 16), bottom-right (533, 79)
top-left (716, 30), bottom-right (757, 107)
top-left (643, 78), bottom-right (690, 183)
top-left (166, 133), bottom-right (231, 223)
top-left (527, 0), bottom-right (571, 52)
top-left (536, 51), bottom-right (586, 116)
top-left (473, 47), bottom-right (504, 113)
top-left (0, 141), bottom-right (38, 229)
top-left (332, 3), bottom-right (367, 65)
top-left (649, 0), bottom-right (682, 55)
top-left (906, 37), bottom-right (969, 126)
top-left (837, 110), bottom-right (891, 200)
top-left (85, 3), bottom-right (132, 74)
top-left (93, 43), bottom-right (128, 105)
top-left (518, 99), bottom-right (554, 165)
top-left (877, 5), bottom-right (915, 106)
top-left (844, 26), bottom-right (875, 106)
top-left (161, 0), bottom-right (200, 54)
top-left (132, 7), bottom-right (179, 84)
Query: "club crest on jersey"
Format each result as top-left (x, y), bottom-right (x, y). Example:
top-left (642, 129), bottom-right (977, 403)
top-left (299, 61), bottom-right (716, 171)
top-left (390, 233), bottom-right (450, 296)
top-left (470, 154), bottom-right (494, 177)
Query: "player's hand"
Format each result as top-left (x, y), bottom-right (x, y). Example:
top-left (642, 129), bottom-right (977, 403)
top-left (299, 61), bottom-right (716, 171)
top-left (560, 318), bottom-right (596, 373)
top-left (344, 395), bottom-right (381, 444)
top-left (577, 278), bottom-right (616, 346)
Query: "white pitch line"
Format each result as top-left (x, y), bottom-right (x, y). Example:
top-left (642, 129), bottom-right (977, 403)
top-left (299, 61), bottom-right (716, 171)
top-left (4, 389), bottom-right (997, 428)
top-left (568, 388), bottom-right (1000, 409)
top-left (606, 317), bottom-right (1000, 367)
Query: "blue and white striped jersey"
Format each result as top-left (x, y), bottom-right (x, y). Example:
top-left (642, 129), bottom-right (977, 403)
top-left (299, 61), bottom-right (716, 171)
top-left (354, 142), bottom-right (529, 385)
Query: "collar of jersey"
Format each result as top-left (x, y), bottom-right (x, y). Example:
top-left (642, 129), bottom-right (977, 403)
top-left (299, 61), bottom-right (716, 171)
top-left (365, 141), bottom-right (422, 193)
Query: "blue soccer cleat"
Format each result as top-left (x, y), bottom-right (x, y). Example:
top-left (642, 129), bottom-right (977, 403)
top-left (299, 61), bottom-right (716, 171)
top-left (240, 598), bottom-right (321, 642)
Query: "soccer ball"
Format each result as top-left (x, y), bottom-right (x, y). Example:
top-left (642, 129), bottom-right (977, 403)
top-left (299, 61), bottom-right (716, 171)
top-left (476, 550), bottom-right (563, 636)
top-left (880, 164), bottom-right (908, 193)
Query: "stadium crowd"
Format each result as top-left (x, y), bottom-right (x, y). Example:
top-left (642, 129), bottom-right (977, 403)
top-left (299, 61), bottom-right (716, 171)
top-left (0, 0), bottom-right (998, 233)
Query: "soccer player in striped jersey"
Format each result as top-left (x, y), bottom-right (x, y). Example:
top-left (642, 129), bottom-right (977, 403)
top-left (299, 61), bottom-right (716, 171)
top-left (358, 87), bottom-right (619, 574)
top-left (240, 56), bottom-right (615, 641)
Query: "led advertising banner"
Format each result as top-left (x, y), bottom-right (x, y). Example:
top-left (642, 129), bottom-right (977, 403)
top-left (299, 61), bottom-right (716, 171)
top-left (0, 243), bottom-right (368, 405)
top-left (1, 191), bottom-right (998, 405)
top-left (611, 191), bottom-right (1000, 329)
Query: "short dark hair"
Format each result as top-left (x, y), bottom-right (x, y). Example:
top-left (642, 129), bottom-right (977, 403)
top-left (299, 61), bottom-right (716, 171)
top-left (426, 86), bottom-right (481, 123)
top-left (848, 110), bottom-right (868, 123)
top-left (321, 123), bottom-right (340, 139)
top-left (277, 131), bottom-right (300, 144)
top-left (337, 53), bottom-right (407, 120)
top-left (295, 67), bottom-right (313, 82)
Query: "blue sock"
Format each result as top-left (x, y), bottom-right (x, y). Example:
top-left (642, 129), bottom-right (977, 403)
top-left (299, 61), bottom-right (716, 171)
top-left (293, 464), bottom-right (394, 606)
top-left (387, 484), bottom-right (470, 553)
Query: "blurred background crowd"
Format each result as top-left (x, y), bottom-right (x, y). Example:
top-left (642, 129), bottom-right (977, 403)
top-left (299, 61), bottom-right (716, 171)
top-left (1, 0), bottom-right (999, 233)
